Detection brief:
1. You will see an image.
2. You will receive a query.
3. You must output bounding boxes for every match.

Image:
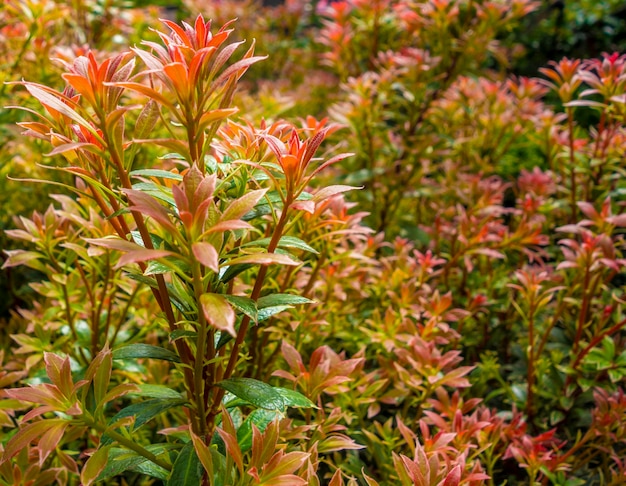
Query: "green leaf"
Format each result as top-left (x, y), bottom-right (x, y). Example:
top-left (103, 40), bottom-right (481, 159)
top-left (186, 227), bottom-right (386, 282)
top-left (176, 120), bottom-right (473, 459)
top-left (131, 182), bottom-right (177, 207)
top-left (167, 442), bottom-right (203, 486)
top-left (106, 398), bottom-right (186, 437)
top-left (97, 449), bottom-right (145, 482)
top-left (170, 330), bottom-right (198, 341)
top-left (130, 230), bottom-right (168, 250)
top-left (144, 260), bottom-right (174, 276)
top-left (274, 235), bottom-right (319, 254)
top-left (113, 344), bottom-right (181, 363)
top-left (133, 100), bottom-right (160, 141)
top-left (216, 377), bottom-right (284, 410)
top-left (257, 305), bottom-right (293, 322)
top-left (243, 235), bottom-right (318, 254)
top-left (274, 387), bottom-right (317, 409)
top-left (219, 263), bottom-right (253, 284)
top-left (131, 384), bottom-right (183, 400)
top-left (131, 460), bottom-right (170, 480)
top-left (97, 445), bottom-right (174, 482)
top-left (223, 295), bottom-right (258, 322)
top-left (241, 190), bottom-right (283, 221)
top-left (257, 294), bottom-right (313, 308)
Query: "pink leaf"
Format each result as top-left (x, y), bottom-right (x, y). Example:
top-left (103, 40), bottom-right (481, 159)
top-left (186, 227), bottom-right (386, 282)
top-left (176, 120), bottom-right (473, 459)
top-left (227, 253), bottom-right (299, 266)
top-left (2, 419), bottom-right (66, 461)
top-left (192, 242), bottom-right (219, 272)
top-left (115, 249), bottom-right (174, 269)
top-left (311, 185), bottom-right (359, 203)
top-left (200, 293), bottom-right (236, 336)
top-left (124, 189), bottom-right (178, 233)
top-left (441, 465), bottom-right (461, 486)
top-left (221, 189), bottom-right (268, 222)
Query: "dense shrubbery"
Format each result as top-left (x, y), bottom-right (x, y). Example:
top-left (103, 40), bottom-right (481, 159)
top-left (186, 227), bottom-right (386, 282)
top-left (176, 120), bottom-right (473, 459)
top-left (1, 1), bottom-right (626, 485)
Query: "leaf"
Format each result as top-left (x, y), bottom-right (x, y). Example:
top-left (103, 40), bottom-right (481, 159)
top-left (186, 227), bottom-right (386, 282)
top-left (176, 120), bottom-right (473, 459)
top-left (258, 451), bottom-right (309, 485)
top-left (81, 445), bottom-right (112, 486)
top-left (273, 387), bottom-right (317, 409)
top-left (1, 250), bottom-right (44, 269)
top-left (97, 449), bottom-right (146, 482)
top-left (236, 409), bottom-right (281, 453)
top-left (170, 330), bottom-right (198, 341)
top-left (112, 344), bottom-right (181, 363)
top-left (134, 100), bottom-right (160, 140)
top-left (223, 295), bottom-right (257, 322)
top-left (24, 83), bottom-right (97, 136)
top-left (221, 189), bottom-right (268, 222)
top-left (97, 445), bottom-right (174, 482)
top-left (167, 442), bottom-right (203, 486)
top-left (2, 419), bottom-right (66, 461)
top-left (131, 384), bottom-right (183, 400)
top-left (113, 82), bottom-right (179, 113)
top-left (226, 253), bottom-right (299, 267)
top-left (116, 249), bottom-right (175, 268)
top-left (216, 377), bottom-right (284, 411)
top-left (124, 189), bottom-right (177, 233)
top-left (257, 305), bottom-right (293, 322)
top-left (84, 236), bottom-right (143, 252)
top-left (93, 347), bottom-right (113, 407)
top-left (192, 242), bottom-right (219, 272)
top-left (219, 263), bottom-right (253, 284)
top-left (191, 432), bottom-right (214, 478)
top-left (131, 460), bottom-right (171, 480)
top-left (311, 185), bottom-right (359, 202)
top-left (243, 235), bottom-right (318, 254)
top-left (257, 294), bottom-right (313, 308)
top-left (107, 398), bottom-right (187, 433)
top-left (130, 169), bottom-right (183, 181)
top-left (198, 108), bottom-right (238, 132)
top-left (200, 293), bottom-right (236, 337)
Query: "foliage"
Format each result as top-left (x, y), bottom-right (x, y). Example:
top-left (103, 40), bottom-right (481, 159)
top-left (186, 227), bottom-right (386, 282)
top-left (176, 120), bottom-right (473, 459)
top-left (1, 1), bottom-right (626, 485)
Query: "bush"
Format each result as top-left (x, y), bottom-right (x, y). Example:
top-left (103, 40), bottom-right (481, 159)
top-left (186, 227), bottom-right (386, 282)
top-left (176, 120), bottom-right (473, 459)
top-left (1, 1), bottom-right (626, 485)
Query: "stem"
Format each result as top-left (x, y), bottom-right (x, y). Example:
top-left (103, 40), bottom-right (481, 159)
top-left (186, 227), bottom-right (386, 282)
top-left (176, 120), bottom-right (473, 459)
top-left (567, 107), bottom-right (577, 224)
top-left (526, 304), bottom-right (536, 421)
top-left (207, 199), bottom-right (293, 429)
top-left (92, 254), bottom-right (111, 356)
top-left (570, 316), bottom-right (626, 372)
top-left (191, 260), bottom-right (209, 437)
top-left (572, 263), bottom-right (591, 355)
top-left (81, 415), bottom-right (172, 471)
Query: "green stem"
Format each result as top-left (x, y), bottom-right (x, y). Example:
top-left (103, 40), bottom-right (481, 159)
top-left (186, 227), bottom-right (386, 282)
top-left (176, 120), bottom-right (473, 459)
top-left (191, 260), bottom-right (209, 437)
top-left (567, 107), bottom-right (577, 224)
top-left (81, 415), bottom-right (172, 471)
